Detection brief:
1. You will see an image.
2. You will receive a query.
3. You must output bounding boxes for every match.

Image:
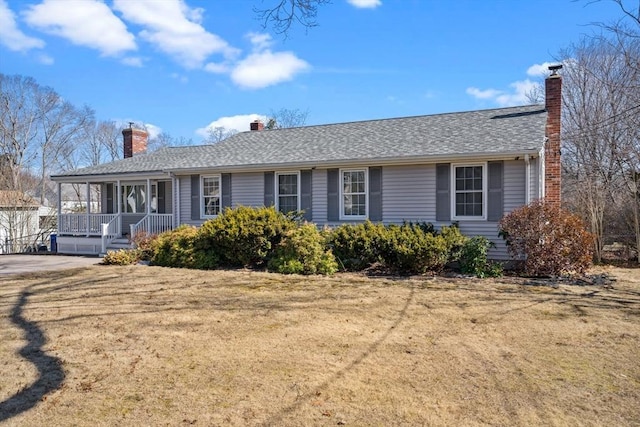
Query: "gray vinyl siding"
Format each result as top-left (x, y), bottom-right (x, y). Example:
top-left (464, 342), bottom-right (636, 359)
top-left (179, 175), bottom-right (202, 226)
top-left (382, 164), bottom-right (435, 223)
top-left (121, 214), bottom-right (145, 235)
top-left (232, 172), bottom-right (263, 207)
top-left (171, 162), bottom-right (527, 259)
top-left (435, 220), bottom-right (508, 259)
top-left (530, 157), bottom-right (539, 201)
top-left (503, 160), bottom-right (526, 215)
top-left (163, 181), bottom-right (173, 214)
top-left (312, 169), bottom-right (328, 224)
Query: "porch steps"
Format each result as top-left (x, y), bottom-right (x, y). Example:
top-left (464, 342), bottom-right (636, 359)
top-left (105, 238), bottom-right (132, 252)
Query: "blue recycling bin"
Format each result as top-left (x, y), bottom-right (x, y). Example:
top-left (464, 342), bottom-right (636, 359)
top-left (50, 234), bottom-right (57, 253)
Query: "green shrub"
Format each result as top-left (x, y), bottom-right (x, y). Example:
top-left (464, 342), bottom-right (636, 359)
top-left (102, 248), bottom-right (141, 265)
top-left (378, 223), bottom-right (449, 274)
top-left (151, 225), bottom-right (217, 269)
top-left (268, 224), bottom-right (338, 275)
top-left (327, 221), bottom-right (386, 271)
top-left (459, 236), bottom-right (502, 278)
top-left (499, 200), bottom-right (595, 276)
top-left (198, 206), bottom-right (296, 268)
top-left (439, 224), bottom-right (468, 262)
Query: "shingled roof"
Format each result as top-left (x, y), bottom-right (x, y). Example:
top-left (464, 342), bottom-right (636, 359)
top-left (52, 105), bottom-right (547, 178)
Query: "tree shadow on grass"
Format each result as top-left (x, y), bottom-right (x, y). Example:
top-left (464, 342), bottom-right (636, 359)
top-left (0, 286), bottom-right (64, 422)
top-left (262, 285), bottom-right (416, 426)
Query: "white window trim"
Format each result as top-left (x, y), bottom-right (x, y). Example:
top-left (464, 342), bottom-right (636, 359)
top-left (201, 174), bottom-right (221, 219)
top-left (121, 181), bottom-right (147, 214)
top-left (339, 167), bottom-right (368, 220)
top-left (451, 162), bottom-right (487, 221)
top-left (275, 171), bottom-right (301, 213)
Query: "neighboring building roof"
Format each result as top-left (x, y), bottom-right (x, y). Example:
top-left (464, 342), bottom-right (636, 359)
top-left (0, 191), bottom-right (40, 208)
top-left (52, 105), bottom-right (547, 178)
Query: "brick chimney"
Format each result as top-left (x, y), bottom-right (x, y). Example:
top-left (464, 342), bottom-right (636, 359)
top-left (250, 119), bottom-right (264, 131)
top-left (122, 124), bottom-right (148, 158)
top-left (544, 64), bottom-right (562, 207)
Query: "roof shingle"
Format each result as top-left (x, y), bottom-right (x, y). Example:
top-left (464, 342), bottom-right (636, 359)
top-left (52, 105), bottom-right (547, 178)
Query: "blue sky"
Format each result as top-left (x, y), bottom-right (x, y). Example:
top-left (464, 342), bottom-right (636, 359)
top-left (0, 0), bottom-right (628, 143)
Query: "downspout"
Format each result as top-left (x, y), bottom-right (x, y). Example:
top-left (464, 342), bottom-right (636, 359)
top-left (524, 154), bottom-right (531, 204)
top-left (539, 142), bottom-right (546, 200)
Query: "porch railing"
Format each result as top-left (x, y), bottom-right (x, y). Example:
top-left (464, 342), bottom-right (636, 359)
top-left (101, 214), bottom-right (121, 254)
top-left (130, 214), bottom-right (174, 241)
top-left (59, 213), bottom-right (118, 236)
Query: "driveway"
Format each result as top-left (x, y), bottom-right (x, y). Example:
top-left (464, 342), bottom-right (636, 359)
top-left (0, 254), bottom-right (101, 276)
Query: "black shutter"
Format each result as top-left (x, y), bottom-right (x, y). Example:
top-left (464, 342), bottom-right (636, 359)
top-left (300, 170), bottom-right (312, 221)
top-left (106, 183), bottom-right (114, 214)
top-left (264, 172), bottom-right (275, 207)
top-left (157, 181), bottom-right (166, 214)
top-left (327, 169), bottom-right (339, 221)
top-left (436, 163), bottom-right (451, 221)
top-left (191, 175), bottom-right (200, 220)
top-left (368, 167), bottom-right (382, 221)
top-left (221, 173), bottom-right (232, 210)
top-left (487, 161), bottom-right (504, 221)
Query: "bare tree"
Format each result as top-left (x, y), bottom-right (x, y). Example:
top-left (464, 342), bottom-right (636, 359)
top-left (148, 131), bottom-right (193, 150)
top-left (205, 126), bottom-right (237, 144)
top-left (254, 0), bottom-right (331, 36)
top-left (265, 107), bottom-right (309, 129)
top-left (560, 36), bottom-right (640, 261)
top-left (0, 74), bottom-right (40, 192)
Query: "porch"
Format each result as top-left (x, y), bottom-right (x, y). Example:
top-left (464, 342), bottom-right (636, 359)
top-left (54, 178), bottom-right (176, 255)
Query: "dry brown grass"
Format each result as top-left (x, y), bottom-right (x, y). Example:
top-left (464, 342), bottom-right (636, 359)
top-left (1, 265), bottom-right (639, 426)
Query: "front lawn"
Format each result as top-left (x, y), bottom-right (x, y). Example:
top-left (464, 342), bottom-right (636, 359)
top-left (1, 266), bottom-right (639, 426)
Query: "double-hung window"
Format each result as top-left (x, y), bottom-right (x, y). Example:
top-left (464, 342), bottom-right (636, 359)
top-left (276, 172), bottom-right (299, 214)
top-left (453, 164), bottom-right (485, 219)
top-left (341, 169), bottom-right (367, 219)
top-left (201, 175), bottom-right (221, 217)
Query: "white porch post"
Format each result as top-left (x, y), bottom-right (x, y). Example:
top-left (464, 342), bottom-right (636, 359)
top-left (85, 181), bottom-right (90, 237)
top-left (116, 180), bottom-right (121, 237)
top-left (57, 182), bottom-right (62, 227)
top-left (174, 175), bottom-right (179, 227)
top-left (146, 178), bottom-right (151, 214)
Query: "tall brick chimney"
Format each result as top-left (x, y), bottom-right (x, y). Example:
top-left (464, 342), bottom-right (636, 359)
top-left (122, 124), bottom-right (148, 158)
top-left (250, 119), bottom-right (264, 131)
top-left (544, 64), bottom-right (562, 207)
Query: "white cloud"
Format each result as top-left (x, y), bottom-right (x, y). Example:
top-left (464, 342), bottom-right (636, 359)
top-left (23, 0), bottom-right (136, 56)
top-left (144, 123), bottom-right (162, 140)
top-left (0, 0), bottom-right (45, 51)
top-left (203, 61), bottom-right (230, 74)
top-left (36, 52), bottom-right (54, 65)
top-left (113, 0), bottom-right (238, 69)
top-left (247, 32), bottom-right (273, 50)
top-left (231, 50), bottom-right (309, 89)
top-left (347, 0), bottom-right (382, 9)
top-left (196, 114), bottom-right (267, 138)
top-left (467, 79), bottom-right (537, 107)
top-left (121, 56), bottom-right (143, 67)
top-left (466, 62), bottom-right (552, 107)
top-left (526, 62), bottom-right (555, 77)
top-left (466, 87), bottom-right (502, 99)
top-left (494, 79), bottom-right (537, 106)
top-left (170, 73), bottom-right (189, 84)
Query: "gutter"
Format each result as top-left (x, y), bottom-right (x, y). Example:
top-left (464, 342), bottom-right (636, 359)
top-left (162, 149), bottom-right (542, 175)
top-left (524, 154), bottom-right (530, 204)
